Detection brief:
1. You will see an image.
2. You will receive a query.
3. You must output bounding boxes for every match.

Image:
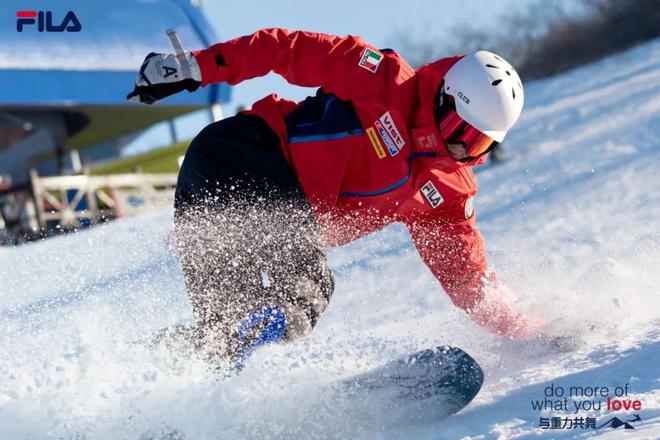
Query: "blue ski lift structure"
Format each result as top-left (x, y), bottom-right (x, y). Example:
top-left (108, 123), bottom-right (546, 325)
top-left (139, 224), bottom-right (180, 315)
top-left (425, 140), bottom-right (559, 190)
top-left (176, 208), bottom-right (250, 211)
top-left (0, 0), bottom-right (229, 180)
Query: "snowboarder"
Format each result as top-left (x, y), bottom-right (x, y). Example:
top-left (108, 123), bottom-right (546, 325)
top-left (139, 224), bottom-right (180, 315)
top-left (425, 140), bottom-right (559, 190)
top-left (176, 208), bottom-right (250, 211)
top-left (128, 28), bottom-right (541, 362)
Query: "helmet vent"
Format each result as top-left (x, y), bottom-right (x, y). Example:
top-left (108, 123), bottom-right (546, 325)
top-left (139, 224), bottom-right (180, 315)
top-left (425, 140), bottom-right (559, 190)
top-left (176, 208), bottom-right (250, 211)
top-left (512, 88), bottom-right (516, 99)
top-left (485, 64), bottom-right (499, 69)
top-left (491, 79), bottom-right (502, 86)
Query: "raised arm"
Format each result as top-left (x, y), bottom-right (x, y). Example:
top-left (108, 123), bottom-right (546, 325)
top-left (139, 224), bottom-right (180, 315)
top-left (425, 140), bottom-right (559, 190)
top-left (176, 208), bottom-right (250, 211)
top-left (128, 28), bottom-right (411, 105)
top-left (193, 28), bottom-right (398, 101)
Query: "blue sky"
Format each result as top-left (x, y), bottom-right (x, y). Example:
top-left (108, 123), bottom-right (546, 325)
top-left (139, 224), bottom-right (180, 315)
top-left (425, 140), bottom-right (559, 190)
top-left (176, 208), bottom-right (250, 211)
top-left (204, 0), bottom-right (539, 111)
top-left (124, 0), bottom-right (539, 155)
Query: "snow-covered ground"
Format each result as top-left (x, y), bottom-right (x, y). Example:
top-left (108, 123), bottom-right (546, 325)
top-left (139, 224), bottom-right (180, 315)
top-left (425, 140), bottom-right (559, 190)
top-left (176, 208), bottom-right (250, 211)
top-left (1, 39), bottom-right (659, 439)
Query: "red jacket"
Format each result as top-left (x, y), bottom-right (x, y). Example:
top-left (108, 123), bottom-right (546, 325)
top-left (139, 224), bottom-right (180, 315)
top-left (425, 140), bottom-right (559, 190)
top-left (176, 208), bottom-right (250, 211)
top-left (193, 29), bottom-right (534, 338)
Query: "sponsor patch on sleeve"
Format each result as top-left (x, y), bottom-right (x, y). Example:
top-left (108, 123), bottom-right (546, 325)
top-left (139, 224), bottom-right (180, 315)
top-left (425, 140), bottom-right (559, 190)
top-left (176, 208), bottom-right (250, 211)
top-left (366, 127), bottom-right (386, 159)
top-left (420, 180), bottom-right (444, 208)
top-left (464, 197), bottom-right (474, 219)
top-left (358, 48), bottom-right (383, 73)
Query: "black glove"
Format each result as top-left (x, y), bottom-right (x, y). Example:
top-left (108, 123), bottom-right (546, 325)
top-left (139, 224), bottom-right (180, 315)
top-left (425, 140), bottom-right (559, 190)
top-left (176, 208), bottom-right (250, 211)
top-left (127, 52), bottom-right (202, 104)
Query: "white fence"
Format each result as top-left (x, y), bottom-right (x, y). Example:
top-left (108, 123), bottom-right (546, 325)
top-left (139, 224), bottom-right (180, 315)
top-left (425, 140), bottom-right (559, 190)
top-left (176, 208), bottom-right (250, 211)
top-left (28, 169), bottom-right (178, 231)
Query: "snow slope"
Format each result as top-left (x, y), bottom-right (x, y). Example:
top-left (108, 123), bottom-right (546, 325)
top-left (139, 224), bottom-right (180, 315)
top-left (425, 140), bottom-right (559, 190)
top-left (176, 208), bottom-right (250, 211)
top-left (1, 39), bottom-right (659, 439)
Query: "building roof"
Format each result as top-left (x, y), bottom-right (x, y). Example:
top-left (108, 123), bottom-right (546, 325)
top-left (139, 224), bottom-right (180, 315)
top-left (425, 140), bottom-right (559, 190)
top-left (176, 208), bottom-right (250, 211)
top-left (0, 0), bottom-right (230, 174)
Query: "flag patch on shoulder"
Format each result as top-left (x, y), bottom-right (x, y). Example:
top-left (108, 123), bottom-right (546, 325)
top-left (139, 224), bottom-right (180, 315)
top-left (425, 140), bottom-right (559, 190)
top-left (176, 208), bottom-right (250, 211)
top-left (420, 180), bottom-right (444, 208)
top-left (359, 48), bottom-right (383, 73)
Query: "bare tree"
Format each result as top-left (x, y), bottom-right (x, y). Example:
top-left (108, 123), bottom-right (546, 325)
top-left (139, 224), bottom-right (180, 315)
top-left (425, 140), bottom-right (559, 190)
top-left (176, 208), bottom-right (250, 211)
top-left (393, 0), bottom-right (660, 80)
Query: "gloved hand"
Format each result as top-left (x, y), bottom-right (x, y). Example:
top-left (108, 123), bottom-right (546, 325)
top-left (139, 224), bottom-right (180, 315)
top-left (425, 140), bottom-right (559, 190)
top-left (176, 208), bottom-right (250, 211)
top-left (127, 52), bottom-right (202, 104)
top-left (467, 279), bottom-right (546, 339)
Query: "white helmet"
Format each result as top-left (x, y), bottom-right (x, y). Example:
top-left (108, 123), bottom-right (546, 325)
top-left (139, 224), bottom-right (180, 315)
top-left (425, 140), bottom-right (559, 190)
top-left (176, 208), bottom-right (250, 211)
top-left (443, 51), bottom-right (524, 142)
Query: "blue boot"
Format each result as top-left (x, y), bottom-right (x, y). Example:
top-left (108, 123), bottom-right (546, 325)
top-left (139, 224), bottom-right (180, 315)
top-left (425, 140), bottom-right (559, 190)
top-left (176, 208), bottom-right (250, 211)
top-left (235, 306), bottom-right (286, 368)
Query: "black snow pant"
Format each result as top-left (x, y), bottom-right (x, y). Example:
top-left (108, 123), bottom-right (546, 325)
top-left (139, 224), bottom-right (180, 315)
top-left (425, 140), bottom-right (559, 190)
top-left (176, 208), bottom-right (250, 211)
top-left (174, 113), bottom-right (334, 359)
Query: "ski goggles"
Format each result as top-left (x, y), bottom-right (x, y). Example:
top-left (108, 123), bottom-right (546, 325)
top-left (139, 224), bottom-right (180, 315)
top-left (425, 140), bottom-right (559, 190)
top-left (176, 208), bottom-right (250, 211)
top-left (436, 92), bottom-right (496, 159)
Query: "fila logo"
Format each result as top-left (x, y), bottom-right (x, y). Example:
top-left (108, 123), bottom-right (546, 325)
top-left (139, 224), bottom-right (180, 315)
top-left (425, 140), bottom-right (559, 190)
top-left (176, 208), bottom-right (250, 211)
top-left (421, 180), bottom-right (444, 208)
top-left (378, 111), bottom-right (405, 150)
top-left (16, 10), bottom-right (81, 32)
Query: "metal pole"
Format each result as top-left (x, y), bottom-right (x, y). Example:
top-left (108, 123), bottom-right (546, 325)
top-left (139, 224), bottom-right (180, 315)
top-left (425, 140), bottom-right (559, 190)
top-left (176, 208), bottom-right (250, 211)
top-left (166, 29), bottom-right (191, 79)
top-left (55, 144), bottom-right (65, 175)
top-left (168, 119), bottom-right (178, 143)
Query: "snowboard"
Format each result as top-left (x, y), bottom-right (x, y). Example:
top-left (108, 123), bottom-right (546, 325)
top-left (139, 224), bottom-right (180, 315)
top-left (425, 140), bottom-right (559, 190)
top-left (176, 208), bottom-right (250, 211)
top-left (143, 326), bottom-right (484, 419)
top-left (334, 346), bottom-right (484, 423)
